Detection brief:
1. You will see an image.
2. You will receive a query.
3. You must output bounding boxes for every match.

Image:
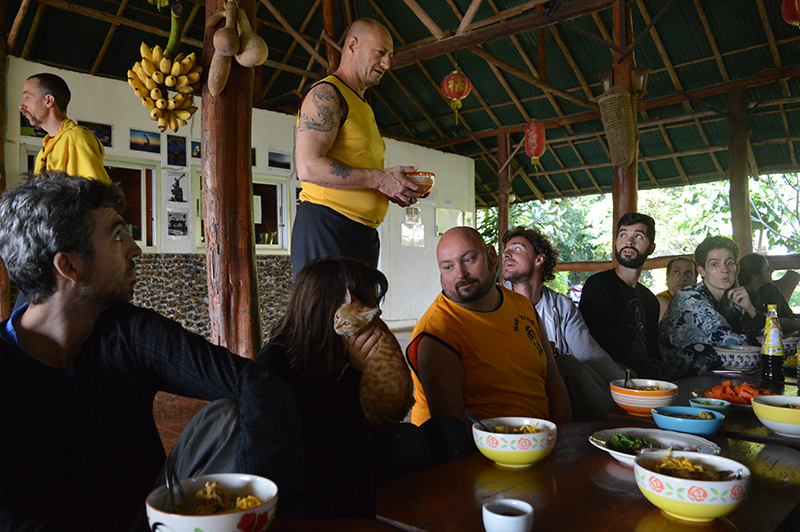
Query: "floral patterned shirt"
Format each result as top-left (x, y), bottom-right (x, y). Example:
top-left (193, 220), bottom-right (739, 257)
top-left (658, 282), bottom-right (766, 379)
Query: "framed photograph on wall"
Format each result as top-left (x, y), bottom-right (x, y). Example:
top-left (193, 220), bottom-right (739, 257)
top-left (79, 121), bottom-right (112, 148)
top-left (191, 140), bottom-right (201, 159)
top-left (167, 135), bottom-right (187, 167)
top-left (252, 148), bottom-right (257, 167)
top-left (267, 150), bottom-right (291, 171)
top-left (130, 129), bottom-right (161, 153)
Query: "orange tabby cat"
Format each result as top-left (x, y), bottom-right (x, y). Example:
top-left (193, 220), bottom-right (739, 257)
top-left (333, 289), bottom-right (415, 428)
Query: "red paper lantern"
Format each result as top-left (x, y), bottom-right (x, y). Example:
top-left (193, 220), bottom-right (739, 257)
top-left (441, 70), bottom-right (472, 123)
top-left (525, 120), bottom-right (546, 166)
top-left (783, 0), bottom-right (800, 26)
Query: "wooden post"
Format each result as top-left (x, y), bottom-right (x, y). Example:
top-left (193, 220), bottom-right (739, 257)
top-left (201, 0), bottom-right (261, 357)
top-left (323, 0), bottom-right (338, 74)
top-left (497, 133), bottom-right (510, 247)
top-left (0, 0), bottom-right (9, 322)
top-left (611, 0), bottom-right (637, 254)
top-left (727, 86), bottom-right (753, 255)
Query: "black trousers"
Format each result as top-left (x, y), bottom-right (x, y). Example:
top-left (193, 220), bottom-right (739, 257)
top-left (291, 201), bottom-right (380, 278)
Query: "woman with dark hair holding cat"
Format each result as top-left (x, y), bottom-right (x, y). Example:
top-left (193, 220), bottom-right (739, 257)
top-left (255, 257), bottom-right (471, 518)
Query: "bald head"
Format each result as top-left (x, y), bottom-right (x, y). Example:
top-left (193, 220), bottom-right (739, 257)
top-left (338, 19), bottom-right (393, 93)
top-left (437, 227), bottom-right (499, 310)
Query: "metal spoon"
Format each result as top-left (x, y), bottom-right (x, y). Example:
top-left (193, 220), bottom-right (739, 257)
top-left (624, 368), bottom-right (632, 389)
top-left (164, 456), bottom-right (190, 514)
top-left (463, 407), bottom-right (492, 432)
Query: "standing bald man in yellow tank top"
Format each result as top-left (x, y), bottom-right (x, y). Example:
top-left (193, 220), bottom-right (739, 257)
top-left (293, 18), bottom-right (423, 277)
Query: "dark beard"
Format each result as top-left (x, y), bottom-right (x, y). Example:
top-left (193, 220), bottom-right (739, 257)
top-left (503, 268), bottom-right (532, 285)
top-left (615, 247), bottom-right (648, 269)
top-left (443, 275), bottom-right (495, 304)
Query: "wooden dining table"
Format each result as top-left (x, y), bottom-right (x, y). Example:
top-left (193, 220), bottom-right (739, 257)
top-left (376, 420), bottom-right (800, 532)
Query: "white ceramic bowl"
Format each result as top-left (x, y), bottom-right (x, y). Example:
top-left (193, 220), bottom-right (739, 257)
top-left (634, 450), bottom-right (750, 522)
top-left (751, 395), bottom-right (800, 438)
top-left (713, 345), bottom-right (761, 370)
top-left (146, 473), bottom-right (278, 532)
top-left (472, 417), bottom-right (557, 468)
top-left (609, 379), bottom-right (678, 417)
top-left (783, 337), bottom-right (799, 358)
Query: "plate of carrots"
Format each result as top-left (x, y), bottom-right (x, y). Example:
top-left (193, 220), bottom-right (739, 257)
top-left (695, 380), bottom-right (777, 408)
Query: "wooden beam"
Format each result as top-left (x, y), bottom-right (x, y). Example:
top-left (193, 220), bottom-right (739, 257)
top-left (402, 0), bottom-right (445, 39)
top-left (391, 0), bottom-right (616, 68)
top-left (456, 0), bottom-right (484, 35)
top-left (21, 4), bottom-right (44, 59)
top-left (727, 86), bottom-right (752, 255)
top-left (7, 0), bottom-right (33, 52)
top-left (202, 0), bottom-right (261, 357)
top-left (464, 0), bottom-right (548, 32)
top-left (91, 0), bottom-right (129, 75)
top-left (323, 0), bottom-right (338, 74)
top-left (469, 47), bottom-right (598, 110)
top-left (260, 0), bottom-right (328, 68)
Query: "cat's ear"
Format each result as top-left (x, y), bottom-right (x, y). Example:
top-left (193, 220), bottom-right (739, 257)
top-left (343, 289), bottom-right (352, 304)
top-left (365, 307), bottom-right (382, 321)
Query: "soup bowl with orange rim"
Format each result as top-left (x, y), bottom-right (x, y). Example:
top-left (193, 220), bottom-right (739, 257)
top-left (609, 378), bottom-right (678, 417)
top-left (403, 171), bottom-right (435, 194)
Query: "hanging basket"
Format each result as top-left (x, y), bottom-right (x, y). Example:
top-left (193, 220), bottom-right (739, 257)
top-left (598, 85), bottom-right (638, 168)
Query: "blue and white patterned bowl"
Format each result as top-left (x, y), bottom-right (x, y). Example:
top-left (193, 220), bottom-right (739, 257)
top-left (783, 337), bottom-right (799, 358)
top-left (713, 346), bottom-right (761, 370)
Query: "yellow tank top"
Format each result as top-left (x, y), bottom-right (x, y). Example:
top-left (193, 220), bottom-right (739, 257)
top-left (406, 286), bottom-right (550, 425)
top-left (298, 75), bottom-right (387, 228)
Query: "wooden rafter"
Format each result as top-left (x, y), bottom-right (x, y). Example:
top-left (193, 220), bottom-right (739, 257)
top-left (91, 0), bottom-right (130, 75)
top-left (8, 0), bottom-right (33, 51)
top-left (21, 4), bottom-right (44, 59)
top-left (259, 0), bottom-right (328, 68)
top-left (457, 0), bottom-right (484, 35)
top-left (402, 0), bottom-right (445, 39)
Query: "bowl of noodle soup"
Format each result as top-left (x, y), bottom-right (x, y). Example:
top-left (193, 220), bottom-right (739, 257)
top-left (634, 450), bottom-right (750, 523)
top-left (146, 473), bottom-right (277, 532)
top-left (472, 417), bottom-right (557, 468)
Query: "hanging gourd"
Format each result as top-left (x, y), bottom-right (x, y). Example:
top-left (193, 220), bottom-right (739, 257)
top-left (525, 120), bottom-right (546, 176)
top-left (441, 70), bottom-right (472, 124)
top-left (782, 0), bottom-right (800, 26)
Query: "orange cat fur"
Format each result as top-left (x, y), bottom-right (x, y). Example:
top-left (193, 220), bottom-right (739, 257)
top-left (333, 290), bottom-right (415, 428)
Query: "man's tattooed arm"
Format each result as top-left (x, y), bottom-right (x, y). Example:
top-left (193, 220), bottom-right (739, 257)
top-left (330, 161), bottom-right (351, 179)
top-left (297, 84), bottom-right (347, 133)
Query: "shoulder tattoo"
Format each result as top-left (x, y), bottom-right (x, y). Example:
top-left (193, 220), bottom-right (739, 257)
top-left (297, 84), bottom-right (347, 133)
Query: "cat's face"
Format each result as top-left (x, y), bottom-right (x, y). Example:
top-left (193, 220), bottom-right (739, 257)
top-left (333, 290), bottom-right (381, 337)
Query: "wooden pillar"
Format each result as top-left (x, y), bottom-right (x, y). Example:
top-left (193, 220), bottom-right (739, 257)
top-left (727, 86), bottom-right (753, 255)
top-left (497, 133), bottom-right (510, 247)
top-left (0, 0), bottom-right (8, 322)
top-left (201, 0), bottom-right (261, 357)
top-left (611, 0), bottom-right (637, 236)
top-left (323, 0), bottom-right (339, 74)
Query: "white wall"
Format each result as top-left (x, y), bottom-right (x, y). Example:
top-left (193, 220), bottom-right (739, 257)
top-left (4, 57), bottom-right (475, 326)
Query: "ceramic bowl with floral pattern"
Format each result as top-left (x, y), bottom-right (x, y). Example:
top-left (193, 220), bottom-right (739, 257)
top-left (146, 473), bottom-right (277, 532)
top-left (634, 450), bottom-right (750, 522)
top-left (472, 417), bottom-right (557, 468)
top-left (713, 345), bottom-right (761, 370)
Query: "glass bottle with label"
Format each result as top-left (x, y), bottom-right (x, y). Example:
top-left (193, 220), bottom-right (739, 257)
top-left (761, 304), bottom-right (785, 382)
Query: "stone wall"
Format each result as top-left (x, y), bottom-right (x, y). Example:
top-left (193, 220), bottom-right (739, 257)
top-left (132, 254), bottom-right (293, 343)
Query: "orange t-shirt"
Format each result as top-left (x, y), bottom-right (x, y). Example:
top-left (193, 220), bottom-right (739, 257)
top-left (406, 286), bottom-right (550, 425)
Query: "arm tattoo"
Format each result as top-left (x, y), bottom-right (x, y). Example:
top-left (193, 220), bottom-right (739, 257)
top-left (297, 84), bottom-right (346, 133)
top-left (330, 161), bottom-right (351, 180)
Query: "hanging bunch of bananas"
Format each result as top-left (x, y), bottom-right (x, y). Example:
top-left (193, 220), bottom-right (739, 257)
top-left (127, 43), bottom-right (201, 133)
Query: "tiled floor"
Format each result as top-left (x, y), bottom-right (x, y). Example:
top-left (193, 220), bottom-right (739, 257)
top-left (153, 328), bottom-right (415, 453)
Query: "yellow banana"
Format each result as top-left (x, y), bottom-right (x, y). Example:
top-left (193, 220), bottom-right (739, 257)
top-left (141, 58), bottom-right (157, 77)
top-left (180, 53), bottom-right (196, 75)
top-left (175, 75), bottom-right (189, 88)
top-left (150, 108), bottom-right (163, 120)
top-left (152, 45), bottom-right (164, 64)
top-left (174, 52), bottom-right (186, 64)
top-left (166, 98), bottom-right (178, 110)
top-left (134, 64), bottom-right (149, 86)
top-left (186, 71), bottom-right (201, 84)
top-left (127, 77), bottom-right (144, 90)
top-left (150, 88), bottom-right (162, 100)
top-left (176, 85), bottom-right (194, 94)
top-left (173, 109), bottom-right (192, 121)
top-left (133, 86), bottom-right (149, 99)
top-left (165, 75), bottom-right (177, 87)
top-left (173, 93), bottom-right (186, 105)
top-left (158, 116), bottom-right (168, 132)
top-left (168, 112), bottom-right (179, 133)
top-left (176, 118), bottom-right (188, 127)
top-left (141, 97), bottom-right (156, 110)
top-left (152, 71), bottom-right (165, 85)
top-left (140, 42), bottom-right (153, 62)
top-left (190, 65), bottom-right (203, 76)
top-left (155, 98), bottom-right (168, 110)
top-left (176, 95), bottom-right (193, 109)
top-left (170, 60), bottom-right (183, 78)
top-left (160, 57), bottom-right (172, 75)
top-left (144, 77), bottom-right (157, 91)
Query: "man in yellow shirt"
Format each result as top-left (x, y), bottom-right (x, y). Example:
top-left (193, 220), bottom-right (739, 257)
top-left (293, 19), bottom-right (423, 276)
top-left (19, 73), bottom-right (110, 182)
top-left (406, 227), bottom-right (572, 432)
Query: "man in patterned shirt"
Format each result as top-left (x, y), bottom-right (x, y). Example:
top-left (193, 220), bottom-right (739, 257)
top-left (659, 235), bottom-right (766, 378)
